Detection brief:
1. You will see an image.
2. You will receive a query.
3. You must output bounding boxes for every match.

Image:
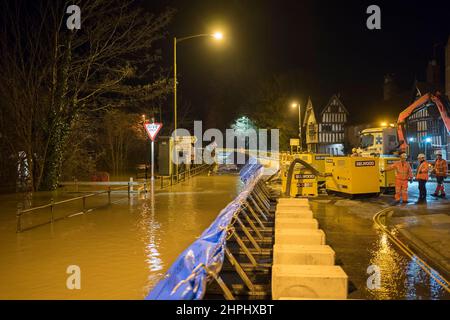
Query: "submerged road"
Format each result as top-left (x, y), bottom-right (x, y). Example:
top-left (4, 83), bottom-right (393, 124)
top-left (0, 174), bottom-right (241, 299)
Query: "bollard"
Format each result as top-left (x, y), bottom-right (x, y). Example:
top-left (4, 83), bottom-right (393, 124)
top-left (82, 196), bottom-right (86, 213)
top-left (108, 186), bottom-right (111, 204)
top-left (129, 177), bottom-right (134, 192)
top-left (50, 198), bottom-right (54, 223)
top-left (128, 182), bottom-right (131, 199)
top-left (16, 207), bottom-right (22, 233)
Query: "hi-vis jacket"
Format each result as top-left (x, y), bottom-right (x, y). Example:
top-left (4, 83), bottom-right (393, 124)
top-left (389, 161), bottom-right (413, 181)
top-left (434, 159), bottom-right (448, 177)
top-left (416, 161), bottom-right (430, 181)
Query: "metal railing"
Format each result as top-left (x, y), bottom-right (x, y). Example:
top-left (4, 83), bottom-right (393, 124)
top-left (159, 164), bottom-right (211, 189)
top-left (16, 185), bottom-right (130, 233)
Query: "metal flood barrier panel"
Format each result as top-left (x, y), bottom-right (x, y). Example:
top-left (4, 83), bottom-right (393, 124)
top-left (146, 161), bottom-right (264, 300)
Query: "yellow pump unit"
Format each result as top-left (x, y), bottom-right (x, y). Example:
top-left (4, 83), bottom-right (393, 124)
top-left (294, 153), bottom-right (329, 184)
top-left (325, 157), bottom-right (380, 196)
top-left (283, 158), bottom-right (320, 197)
top-left (379, 157), bottom-right (399, 192)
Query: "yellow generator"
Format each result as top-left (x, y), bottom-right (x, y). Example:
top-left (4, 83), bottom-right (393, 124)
top-left (325, 157), bottom-right (380, 196)
top-left (379, 157), bottom-right (399, 193)
top-left (294, 153), bottom-right (329, 184)
top-left (287, 167), bottom-right (318, 197)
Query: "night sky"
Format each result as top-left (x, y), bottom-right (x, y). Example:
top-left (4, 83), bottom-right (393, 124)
top-left (151, 0), bottom-right (450, 127)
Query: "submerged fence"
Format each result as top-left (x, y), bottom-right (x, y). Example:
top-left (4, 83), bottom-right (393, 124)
top-left (146, 161), bottom-right (265, 300)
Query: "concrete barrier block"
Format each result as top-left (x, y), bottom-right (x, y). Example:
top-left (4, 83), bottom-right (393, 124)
top-left (278, 198), bottom-right (309, 205)
top-left (276, 205), bottom-right (311, 211)
top-left (273, 244), bottom-right (335, 265)
top-left (276, 207), bottom-right (312, 215)
top-left (275, 229), bottom-right (325, 245)
top-left (275, 218), bottom-right (318, 230)
top-left (272, 264), bottom-right (348, 300)
top-left (275, 210), bottom-right (313, 219)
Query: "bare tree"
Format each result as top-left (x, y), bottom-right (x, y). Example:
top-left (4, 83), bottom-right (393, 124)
top-left (0, 0), bottom-right (174, 190)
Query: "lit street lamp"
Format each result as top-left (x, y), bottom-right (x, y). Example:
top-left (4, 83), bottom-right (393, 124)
top-left (424, 137), bottom-right (432, 159)
top-left (291, 102), bottom-right (302, 151)
top-left (173, 31), bottom-right (223, 178)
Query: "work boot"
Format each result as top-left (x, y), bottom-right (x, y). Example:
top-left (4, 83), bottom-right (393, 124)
top-left (391, 200), bottom-right (401, 206)
top-left (440, 194), bottom-right (446, 199)
top-left (415, 198), bottom-right (426, 204)
top-left (431, 193), bottom-right (439, 197)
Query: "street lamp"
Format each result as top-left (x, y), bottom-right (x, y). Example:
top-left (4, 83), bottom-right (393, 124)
top-left (291, 102), bottom-right (302, 151)
top-left (424, 137), bottom-right (432, 159)
top-left (173, 31), bottom-right (223, 179)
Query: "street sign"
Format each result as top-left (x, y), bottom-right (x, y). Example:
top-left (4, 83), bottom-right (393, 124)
top-left (144, 122), bottom-right (163, 141)
top-left (144, 121), bottom-right (163, 183)
top-left (290, 138), bottom-right (300, 146)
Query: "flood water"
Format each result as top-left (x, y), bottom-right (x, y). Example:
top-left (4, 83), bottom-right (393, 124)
top-left (0, 174), bottom-right (241, 299)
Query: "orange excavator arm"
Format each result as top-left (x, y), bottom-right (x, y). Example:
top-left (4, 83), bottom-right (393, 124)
top-left (397, 92), bottom-right (450, 152)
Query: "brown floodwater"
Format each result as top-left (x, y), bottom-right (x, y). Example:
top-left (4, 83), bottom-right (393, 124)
top-left (0, 174), bottom-right (241, 299)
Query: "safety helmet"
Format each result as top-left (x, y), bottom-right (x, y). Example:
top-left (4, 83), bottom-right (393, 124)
top-left (417, 153), bottom-right (425, 159)
top-left (435, 150), bottom-right (442, 156)
top-left (352, 148), bottom-right (357, 153)
top-left (400, 153), bottom-right (408, 159)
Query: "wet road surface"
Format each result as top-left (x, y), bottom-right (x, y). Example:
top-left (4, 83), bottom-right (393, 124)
top-left (0, 174), bottom-right (241, 299)
top-left (310, 180), bottom-right (450, 299)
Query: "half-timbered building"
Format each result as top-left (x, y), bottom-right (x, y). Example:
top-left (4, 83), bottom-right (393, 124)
top-left (317, 94), bottom-right (349, 155)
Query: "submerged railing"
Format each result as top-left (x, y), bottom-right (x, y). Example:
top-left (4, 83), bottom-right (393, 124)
top-left (146, 160), bottom-right (268, 300)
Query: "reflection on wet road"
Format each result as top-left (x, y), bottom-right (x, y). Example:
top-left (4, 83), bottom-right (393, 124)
top-left (310, 197), bottom-right (450, 300)
top-left (0, 175), bottom-right (241, 299)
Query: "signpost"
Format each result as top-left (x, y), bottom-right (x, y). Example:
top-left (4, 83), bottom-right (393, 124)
top-left (144, 120), bottom-right (163, 181)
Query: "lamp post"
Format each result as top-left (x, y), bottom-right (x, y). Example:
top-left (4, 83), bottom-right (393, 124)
top-left (173, 32), bottom-right (223, 179)
top-left (291, 102), bottom-right (302, 151)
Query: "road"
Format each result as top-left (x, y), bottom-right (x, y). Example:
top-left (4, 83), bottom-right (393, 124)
top-left (309, 180), bottom-right (450, 299)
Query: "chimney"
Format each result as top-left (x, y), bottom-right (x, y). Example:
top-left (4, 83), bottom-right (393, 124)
top-left (426, 59), bottom-right (440, 85)
top-left (383, 74), bottom-right (397, 101)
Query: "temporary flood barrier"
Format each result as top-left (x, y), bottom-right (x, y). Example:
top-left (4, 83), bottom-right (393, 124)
top-left (146, 162), bottom-right (265, 300)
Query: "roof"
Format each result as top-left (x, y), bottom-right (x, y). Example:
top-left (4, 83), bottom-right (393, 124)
top-left (320, 94), bottom-right (349, 115)
top-left (302, 96), bottom-right (318, 126)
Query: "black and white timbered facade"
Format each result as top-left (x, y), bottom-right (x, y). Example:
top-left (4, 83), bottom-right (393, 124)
top-left (317, 95), bottom-right (349, 155)
top-left (303, 94), bottom-right (349, 155)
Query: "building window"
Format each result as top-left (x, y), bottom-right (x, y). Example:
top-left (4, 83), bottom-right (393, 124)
top-left (322, 124), bottom-right (332, 132)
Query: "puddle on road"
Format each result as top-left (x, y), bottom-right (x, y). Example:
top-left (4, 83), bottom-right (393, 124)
top-left (0, 175), bottom-right (241, 299)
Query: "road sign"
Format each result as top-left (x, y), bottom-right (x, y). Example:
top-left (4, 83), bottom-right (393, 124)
top-left (144, 122), bottom-right (163, 141)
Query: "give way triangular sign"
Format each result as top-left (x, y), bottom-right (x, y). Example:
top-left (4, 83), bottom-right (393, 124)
top-left (144, 122), bottom-right (163, 141)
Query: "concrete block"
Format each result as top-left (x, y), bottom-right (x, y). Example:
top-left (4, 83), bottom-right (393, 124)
top-left (277, 204), bottom-right (311, 211)
top-left (278, 198), bottom-right (309, 205)
top-left (275, 218), bottom-right (318, 230)
top-left (275, 210), bottom-right (313, 219)
top-left (275, 229), bottom-right (325, 245)
top-left (276, 207), bottom-right (312, 215)
top-left (273, 244), bottom-right (335, 265)
top-left (272, 264), bottom-right (348, 300)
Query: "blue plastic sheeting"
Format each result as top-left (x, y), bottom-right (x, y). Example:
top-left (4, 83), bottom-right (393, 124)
top-left (146, 162), bottom-right (263, 300)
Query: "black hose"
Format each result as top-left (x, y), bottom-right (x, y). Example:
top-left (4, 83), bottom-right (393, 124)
top-left (285, 159), bottom-right (322, 197)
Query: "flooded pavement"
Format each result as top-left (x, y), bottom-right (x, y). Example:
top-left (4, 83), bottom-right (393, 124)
top-left (0, 174), bottom-right (241, 299)
top-left (310, 182), bottom-right (450, 300)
